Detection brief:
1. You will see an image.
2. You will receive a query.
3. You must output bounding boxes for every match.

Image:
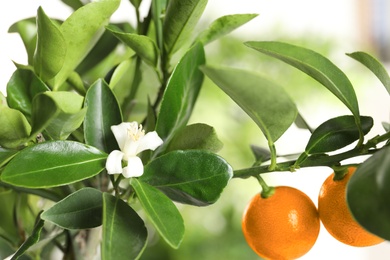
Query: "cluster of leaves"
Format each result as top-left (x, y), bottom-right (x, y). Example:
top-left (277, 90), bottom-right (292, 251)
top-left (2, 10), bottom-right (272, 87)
top-left (1, 0), bottom-right (390, 259)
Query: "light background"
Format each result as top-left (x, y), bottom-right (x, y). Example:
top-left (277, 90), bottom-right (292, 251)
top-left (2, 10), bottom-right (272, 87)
top-left (1, 1), bottom-right (390, 259)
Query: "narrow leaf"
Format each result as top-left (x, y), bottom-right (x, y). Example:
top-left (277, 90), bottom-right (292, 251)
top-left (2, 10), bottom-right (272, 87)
top-left (34, 7), bottom-right (66, 81)
top-left (196, 13), bottom-right (258, 45)
top-left (102, 193), bottom-right (147, 260)
top-left (166, 123), bottom-right (223, 153)
top-left (0, 107), bottom-right (31, 148)
top-left (41, 188), bottom-right (103, 229)
top-left (141, 150), bottom-right (233, 206)
top-left (347, 51), bottom-right (390, 95)
top-left (130, 178), bottom-right (184, 248)
top-left (0, 148), bottom-right (19, 168)
top-left (155, 42), bottom-right (205, 154)
top-left (84, 79), bottom-right (122, 153)
top-left (245, 41), bottom-right (360, 122)
top-left (347, 147), bottom-right (390, 240)
top-left (163, 0), bottom-right (207, 55)
top-left (201, 66), bottom-right (297, 142)
top-left (1, 141), bottom-right (107, 188)
top-left (106, 26), bottom-right (159, 67)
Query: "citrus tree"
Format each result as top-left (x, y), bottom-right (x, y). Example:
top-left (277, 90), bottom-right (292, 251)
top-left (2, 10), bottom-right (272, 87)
top-left (0, 0), bottom-right (389, 259)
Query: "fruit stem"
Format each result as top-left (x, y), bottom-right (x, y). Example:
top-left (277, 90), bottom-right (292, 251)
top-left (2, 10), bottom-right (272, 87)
top-left (255, 175), bottom-right (275, 198)
top-left (332, 166), bottom-right (349, 181)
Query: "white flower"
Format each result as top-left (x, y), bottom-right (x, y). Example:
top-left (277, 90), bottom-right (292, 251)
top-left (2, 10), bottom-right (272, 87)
top-left (105, 122), bottom-right (163, 178)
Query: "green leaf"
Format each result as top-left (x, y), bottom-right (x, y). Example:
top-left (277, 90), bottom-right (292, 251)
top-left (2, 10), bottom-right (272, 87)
top-left (106, 26), bottom-right (159, 67)
top-left (155, 42), bottom-right (205, 154)
top-left (151, 0), bottom-right (166, 51)
top-left (245, 41), bottom-right (360, 122)
top-left (163, 0), bottom-right (207, 55)
top-left (102, 193), bottom-right (147, 260)
top-left (30, 92), bottom-right (60, 138)
top-left (196, 13), bottom-right (258, 45)
top-left (166, 123), bottom-right (223, 153)
top-left (41, 188), bottom-right (102, 229)
top-left (6, 69), bottom-right (50, 119)
top-left (141, 150), bottom-right (233, 206)
top-left (61, 0), bottom-right (84, 10)
top-left (0, 107), bottom-right (31, 148)
top-left (34, 7), bottom-right (66, 81)
top-left (8, 18), bottom-right (37, 65)
top-left (0, 190), bottom-right (20, 244)
top-left (130, 178), bottom-right (184, 248)
top-left (129, 0), bottom-right (142, 8)
top-left (347, 51), bottom-right (390, 95)
top-left (34, 92), bottom-right (87, 140)
top-left (201, 66), bottom-right (297, 142)
top-left (0, 148), bottom-right (19, 168)
top-left (1, 141), bottom-right (107, 188)
top-left (347, 146), bottom-right (390, 240)
top-left (84, 79), bottom-right (122, 153)
top-left (10, 213), bottom-right (45, 260)
top-left (52, 0), bottom-right (121, 89)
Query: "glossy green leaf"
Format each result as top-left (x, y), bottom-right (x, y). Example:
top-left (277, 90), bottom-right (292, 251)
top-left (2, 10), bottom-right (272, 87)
top-left (130, 178), bottom-right (184, 248)
top-left (1, 141), bottom-right (107, 188)
top-left (163, 0), bottom-right (207, 55)
top-left (0, 107), bottom-right (31, 148)
top-left (201, 66), bottom-right (297, 142)
top-left (30, 92), bottom-right (60, 138)
top-left (6, 69), bottom-right (50, 119)
top-left (84, 79), bottom-right (122, 153)
top-left (0, 148), bottom-right (19, 168)
top-left (106, 26), bottom-right (159, 67)
top-left (151, 0), bottom-right (166, 51)
top-left (141, 150), bottom-right (233, 206)
top-left (52, 0), bottom-right (121, 89)
top-left (347, 146), bottom-right (390, 240)
top-left (155, 42), bottom-right (205, 153)
top-left (34, 92), bottom-right (86, 140)
top-left (41, 188), bottom-right (102, 229)
top-left (34, 7), bottom-right (66, 81)
top-left (196, 13), bottom-right (258, 45)
top-left (166, 123), bottom-right (223, 153)
top-left (347, 51), bottom-right (390, 95)
top-left (10, 213), bottom-right (45, 260)
top-left (305, 115), bottom-right (373, 154)
top-left (102, 193), bottom-right (147, 260)
top-left (8, 18), bottom-right (37, 65)
top-left (245, 41), bottom-right (360, 121)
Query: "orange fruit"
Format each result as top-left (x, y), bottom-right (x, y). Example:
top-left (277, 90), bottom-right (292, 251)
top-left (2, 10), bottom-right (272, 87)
top-left (242, 186), bottom-right (320, 259)
top-left (318, 167), bottom-right (384, 247)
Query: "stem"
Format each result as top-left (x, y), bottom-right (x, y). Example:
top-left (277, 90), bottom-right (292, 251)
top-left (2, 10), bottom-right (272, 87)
top-left (0, 182), bottom-right (62, 201)
top-left (255, 175), bottom-right (275, 198)
top-left (267, 141), bottom-right (277, 171)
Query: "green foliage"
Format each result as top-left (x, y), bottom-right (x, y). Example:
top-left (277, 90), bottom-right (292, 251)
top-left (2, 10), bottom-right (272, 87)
top-left (2, 0), bottom-right (390, 258)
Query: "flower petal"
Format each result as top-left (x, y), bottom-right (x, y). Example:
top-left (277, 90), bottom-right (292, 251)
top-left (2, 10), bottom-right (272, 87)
top-left (136, 131), bottom-right (163, 154)
top-left (122, 156), bottom-right (144, 178)
top-left (111, 122), bottom-right (133, 151)
top-left (105, 150), bottom-right (124, 174)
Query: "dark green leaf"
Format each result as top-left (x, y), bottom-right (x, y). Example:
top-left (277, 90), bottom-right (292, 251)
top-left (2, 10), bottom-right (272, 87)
top-left (0, 107), bottom-right (31, 148)
top-left (130, 178), bottom-right (184, 248)
top-left (163, 0), bottom-right (207, 55)
top-left (6, 69), bottom-right (50, 119)
top-left (34, 7), bottom-right (66, 81)
top-left (102, 193), bottom-right (147, 260)
top-left (30, 92), bottom-right (60, 138)
top-left (0, 148), bottom-right (19, 168)
top-left (52, 0), bottom-right (121, 89)
top-left (245, 41), bottom-right (360, 122)
top-left (106, 26), bottom-right (159, 67)
top-left (34, 92), bottom-right (86, 140)
top-left (305, 115), bottom-right (373, 154)
top-left (201, 66), bottom-right (297, 143)
top-left (141, 150), bottom-right (233, 206)
top-left (250, 145), bottom-right (271, 164)
top-left (347, 51), bottom-right (390, 95)
top-left (1, 141), bottom-right (107, 188)
top-left (10, 213), bottom-right (45, 260)
top-left (295, 112), bottom-right (314, 133)
top-left (155, 42), bottom-right (205, 154)
top-left (347, 147), bottom-right (390, 240)
top-left (8, 18), bottom-right (37, 65)
top-left (0, 190), bottom-right (20, 244)
top-left (129, 0), bottom-right (142, 8)
top-left (196, 13), bottom-right (258, 45)
top-left (84, 79), bottom-right (122, 153)
top-left (61, 0), bottom-right (84, 10)
top-left (41, 188), bottom-right (102, 229)
top-left (166, 123), bottom-right (223, 153)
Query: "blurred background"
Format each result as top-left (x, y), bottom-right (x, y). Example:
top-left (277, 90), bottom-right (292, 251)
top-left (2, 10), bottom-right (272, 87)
top-left (1, 0), bottom-right (390, 259)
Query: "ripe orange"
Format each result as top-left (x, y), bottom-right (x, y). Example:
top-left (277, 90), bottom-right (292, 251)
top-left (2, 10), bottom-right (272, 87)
top-left (242, 186), bottom-right (320, 259)
top-left (318, 167), bottom-right (384, 247)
